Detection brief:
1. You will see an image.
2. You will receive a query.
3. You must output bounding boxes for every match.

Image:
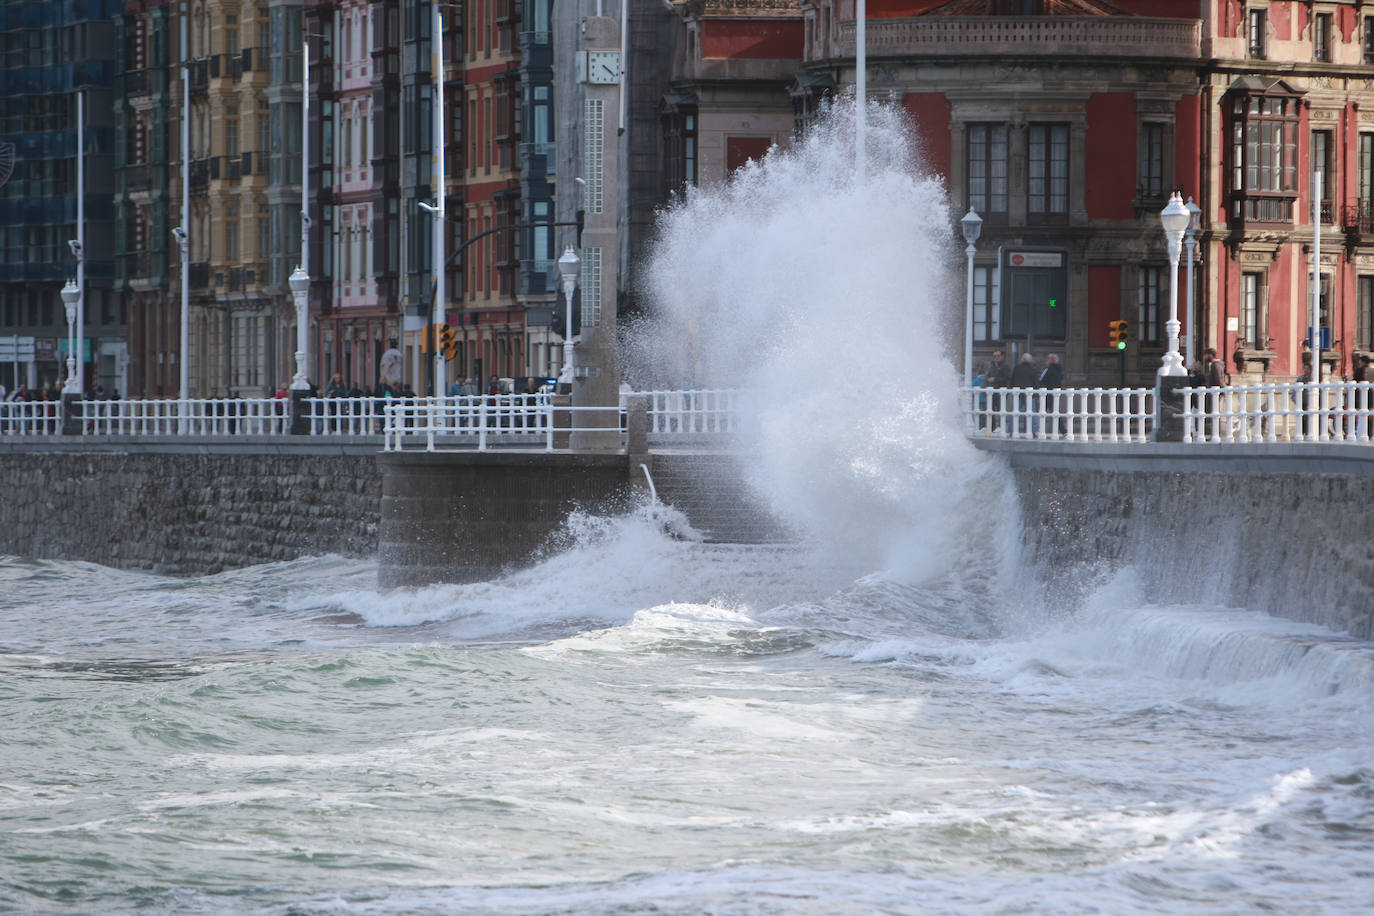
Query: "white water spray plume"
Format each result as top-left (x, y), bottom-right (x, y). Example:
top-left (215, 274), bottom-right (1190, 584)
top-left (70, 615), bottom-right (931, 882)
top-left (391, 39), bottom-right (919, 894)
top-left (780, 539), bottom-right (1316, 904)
top-left (630, 101), bottom-right (1006, 577)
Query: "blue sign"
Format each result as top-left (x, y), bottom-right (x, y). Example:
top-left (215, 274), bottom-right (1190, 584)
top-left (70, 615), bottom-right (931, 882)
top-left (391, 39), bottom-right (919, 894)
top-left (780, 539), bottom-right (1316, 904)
top-left (56, 338), bottom-right (93, 362)
top-left (1306, 326), bottom-right (1332, 350)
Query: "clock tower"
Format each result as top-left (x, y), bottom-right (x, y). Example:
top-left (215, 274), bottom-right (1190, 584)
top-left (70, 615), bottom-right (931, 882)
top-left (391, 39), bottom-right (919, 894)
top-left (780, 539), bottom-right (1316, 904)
top-left (568, 14), bottom-right (624, 451)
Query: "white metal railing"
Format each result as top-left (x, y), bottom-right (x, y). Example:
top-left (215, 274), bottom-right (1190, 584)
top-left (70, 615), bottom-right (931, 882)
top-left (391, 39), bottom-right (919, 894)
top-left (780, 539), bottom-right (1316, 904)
top-left (961, 385), bottom-right (1156, 443)
top-left (641, 389), bottom-right (742, 437)
top-left (14, 384), bottom-right (1374, 450)
top-left (0, 400), bottom-right (62, 436)
top-left (383, 395), bottom-right (560, 452)
top-left (306, 396), bottom-right (390, 436)
top-left (1183, 381), bottom-right (1374, 444)
top-left (80, 397), bottom-right (290, 435)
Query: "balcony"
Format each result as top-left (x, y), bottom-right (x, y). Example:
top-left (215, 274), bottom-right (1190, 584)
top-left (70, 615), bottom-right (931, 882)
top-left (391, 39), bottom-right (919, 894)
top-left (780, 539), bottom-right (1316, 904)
top-left (834, 16), bottom-right (1202, 61)
top-left (1343, 200), bottom-right (1374, 235)
top-left (1231, 192), bottom-right (1295, 226)
top-left (119, 250), bottom-right (169, 289)
top-left (519, 258), bottom-right (554, 296)
top-left (125, 68), bottom-right (149, 95)
top-left (188, 57), bottom-right (212, 93)
top-left (519, 141), bottom-right (554, 178)
top-left (124, 164), bottom-right (153, 194)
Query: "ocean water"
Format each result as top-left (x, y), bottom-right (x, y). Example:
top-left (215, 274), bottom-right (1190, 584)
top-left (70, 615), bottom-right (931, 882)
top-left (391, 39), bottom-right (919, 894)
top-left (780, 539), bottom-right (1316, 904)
top-left (2, 517), bottom-right (1373, 915)
top-left (5, 101), bottom-right (1373, 914)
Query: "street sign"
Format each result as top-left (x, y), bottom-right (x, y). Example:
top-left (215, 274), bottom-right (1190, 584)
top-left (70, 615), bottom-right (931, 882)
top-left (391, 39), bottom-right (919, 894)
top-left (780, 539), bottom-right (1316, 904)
top-left (1306, 326), bottom-right (1332, 350)
top-left (1006, 250), bottom-right (1064, 269)
top-left (0, 335), bottom-right (35, 361)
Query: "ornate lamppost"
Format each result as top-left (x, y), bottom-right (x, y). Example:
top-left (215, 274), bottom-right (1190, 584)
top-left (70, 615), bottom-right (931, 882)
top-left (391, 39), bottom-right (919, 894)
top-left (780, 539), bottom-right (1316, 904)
top-left (557, 246), bottom-right (580, 393)
top-left (961, 207), bottom-right (982, 388)
top-left (1184, 196), bottom-right (1201, 372)
top-left (1158, 192), bottom-right (1190, 377)
top-left (61, 279), bottom-right (80, 394)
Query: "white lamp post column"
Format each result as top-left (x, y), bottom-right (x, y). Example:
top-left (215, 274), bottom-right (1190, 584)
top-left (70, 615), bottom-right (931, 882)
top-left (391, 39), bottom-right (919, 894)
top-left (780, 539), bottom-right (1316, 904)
top-left (1184, 195), bottom-right (1201, 372)
top-left (1158, 192), bottom-right (1190, 377)
top-left (961, 207), bottom-right (982, 388)
top-left (61, 280), bottom-right (80, 394)
top-left (289, 266), bottom-right (310, 390)
top-left (557, 246), bottom-right (580, 391)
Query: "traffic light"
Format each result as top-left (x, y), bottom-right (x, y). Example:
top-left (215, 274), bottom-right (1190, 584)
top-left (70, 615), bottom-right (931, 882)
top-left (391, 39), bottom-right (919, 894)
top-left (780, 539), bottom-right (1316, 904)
top-left (1108, 319), bottom-right (1129, 351)
top-left (438, 324), bottom-right (458, 360)
top-left (418, 323), bottom-right (433, 354)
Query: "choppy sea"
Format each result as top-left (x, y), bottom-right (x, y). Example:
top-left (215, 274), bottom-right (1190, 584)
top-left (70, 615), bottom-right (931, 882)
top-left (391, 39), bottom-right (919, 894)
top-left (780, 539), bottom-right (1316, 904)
top-left (2, 501), bottom-right (1371, 915)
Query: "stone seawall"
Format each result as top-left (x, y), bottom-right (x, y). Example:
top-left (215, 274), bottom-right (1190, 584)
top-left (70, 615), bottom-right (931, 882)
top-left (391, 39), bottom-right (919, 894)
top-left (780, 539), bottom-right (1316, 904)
top-left (0, 441), bottom-right (381, 576)
top-left (377, 451), bottom-right (632, 588)
top-left (979, 441), bottom-right (1374, 639)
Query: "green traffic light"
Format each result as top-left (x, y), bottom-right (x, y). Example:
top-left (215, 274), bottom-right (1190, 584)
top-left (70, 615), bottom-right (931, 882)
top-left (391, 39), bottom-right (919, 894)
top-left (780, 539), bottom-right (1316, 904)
top-left (1048, 299), bottom-right (1057, 308)
top-left (1116, 340), bottom-right (1127, 351)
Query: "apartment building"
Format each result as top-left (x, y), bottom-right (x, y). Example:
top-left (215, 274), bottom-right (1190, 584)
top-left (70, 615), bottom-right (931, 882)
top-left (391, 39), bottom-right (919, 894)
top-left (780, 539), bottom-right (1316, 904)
top-left (0, 0), bottom-right (120, 394)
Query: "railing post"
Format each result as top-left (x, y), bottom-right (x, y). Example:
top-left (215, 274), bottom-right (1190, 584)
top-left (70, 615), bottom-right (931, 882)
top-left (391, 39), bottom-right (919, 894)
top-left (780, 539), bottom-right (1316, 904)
top-left (1154, 376), bottom-right (1187, 442)
top-left (289, 390), bottom-right (311, 435)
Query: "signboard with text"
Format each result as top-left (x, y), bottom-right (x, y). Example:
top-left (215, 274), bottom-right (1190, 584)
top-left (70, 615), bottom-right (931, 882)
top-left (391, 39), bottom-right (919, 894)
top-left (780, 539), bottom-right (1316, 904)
top-left (0, 335), bottom-right (35, 361)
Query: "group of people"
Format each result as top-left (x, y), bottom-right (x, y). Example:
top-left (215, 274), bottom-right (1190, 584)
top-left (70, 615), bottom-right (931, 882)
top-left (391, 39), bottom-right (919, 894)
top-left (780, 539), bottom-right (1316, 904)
top-left (976, 350), bottom-right (1063, 390)
top-left (2, 380), bottom-right (118, 403)
top-left (446, 375), bottom-right (552, 398)
top-left (1187, 348), bottom-right (1230, 388)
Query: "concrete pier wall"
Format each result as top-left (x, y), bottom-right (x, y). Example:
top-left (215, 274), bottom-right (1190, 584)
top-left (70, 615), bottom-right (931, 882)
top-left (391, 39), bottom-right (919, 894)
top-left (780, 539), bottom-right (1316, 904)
top-left (0, 438), bottom-right (1370, 641)
top-left (978, 441), bottom-right (1374, 639)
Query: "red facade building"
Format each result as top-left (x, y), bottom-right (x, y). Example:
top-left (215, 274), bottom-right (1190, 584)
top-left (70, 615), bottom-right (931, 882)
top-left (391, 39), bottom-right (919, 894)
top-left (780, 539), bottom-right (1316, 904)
top-left (662, 0), bottom-right (1374, 385)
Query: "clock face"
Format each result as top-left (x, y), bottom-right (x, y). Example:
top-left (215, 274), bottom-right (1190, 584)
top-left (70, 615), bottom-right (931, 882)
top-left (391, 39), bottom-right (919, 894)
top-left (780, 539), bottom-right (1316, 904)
top-left (586, 50), bottom-right (620, 84)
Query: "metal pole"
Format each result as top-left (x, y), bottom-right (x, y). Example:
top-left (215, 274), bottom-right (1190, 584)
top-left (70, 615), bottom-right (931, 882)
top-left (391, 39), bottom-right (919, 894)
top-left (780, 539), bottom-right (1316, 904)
top-left (75, 89), bottom-right (85, 395)
top-left (1185, 230), bottom-right (1196, 373)
top-left (180, 11), bottom-right (190, 404)
top-left (964, 239), bottom-right (975, 387)
top-left (431, 0), bottom-right (446, 396)
top-left (292, 37), bottom-right (310, 390)
top-left (1313, 169), bottom-right (1323, 438)
top-left (855, 0), bottom-right (865, 177)
top-left (1313, 170), bottom-right (1322, 379)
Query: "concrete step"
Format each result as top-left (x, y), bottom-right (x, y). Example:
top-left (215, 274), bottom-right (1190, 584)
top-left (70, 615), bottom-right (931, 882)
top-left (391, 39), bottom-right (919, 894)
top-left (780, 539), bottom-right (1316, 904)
top-left (646, 453), bottom-right (794, 544)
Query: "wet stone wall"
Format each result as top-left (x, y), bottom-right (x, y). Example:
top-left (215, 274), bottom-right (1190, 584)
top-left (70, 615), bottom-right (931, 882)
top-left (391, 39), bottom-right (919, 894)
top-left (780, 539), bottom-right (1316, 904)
top-left (0, 450), bottom-right (380, 576)
top-left (1009, 459), bottom-right (1374, 640)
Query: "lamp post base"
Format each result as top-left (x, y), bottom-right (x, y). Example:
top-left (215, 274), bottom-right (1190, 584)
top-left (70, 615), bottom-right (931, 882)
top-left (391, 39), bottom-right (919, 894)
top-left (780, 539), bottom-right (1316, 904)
top-left (61, 392), bottom-right (83, 436)
top-left (289, 388), bottom-right (312, 436)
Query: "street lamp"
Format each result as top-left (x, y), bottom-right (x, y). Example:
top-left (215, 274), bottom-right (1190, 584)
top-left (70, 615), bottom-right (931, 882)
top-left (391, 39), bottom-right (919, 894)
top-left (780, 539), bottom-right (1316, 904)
top-left (961, 207), bottom-right (982, 388)
top-left (289, 265), bottom-right (310, 390)
top-left (60, 279), bottom-right (80, 394)
top-left (1184, 195), bottom-right (1201, 372)
top-left (1158, 192), bottom-right (1190, 377)
top-left (557, 246), bottom-right (581, 390)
